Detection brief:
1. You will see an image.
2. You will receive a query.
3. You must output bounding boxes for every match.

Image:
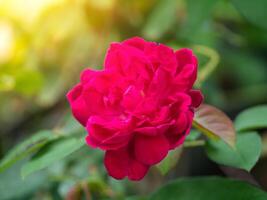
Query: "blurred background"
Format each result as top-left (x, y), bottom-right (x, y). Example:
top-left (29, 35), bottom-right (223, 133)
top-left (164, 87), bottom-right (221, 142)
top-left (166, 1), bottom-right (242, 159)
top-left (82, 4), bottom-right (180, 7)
top-left (0, 0), bottom-right (267, 199)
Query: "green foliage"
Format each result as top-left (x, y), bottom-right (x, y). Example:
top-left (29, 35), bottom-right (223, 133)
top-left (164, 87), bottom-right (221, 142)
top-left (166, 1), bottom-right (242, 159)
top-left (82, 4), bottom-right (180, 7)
top-left (156, 148), bottom-right (182, 175)
top-left (0, 160), bottom-right (47, 200)
top-left (0, 130), bottom-right (56, 173)
top-left (21, 136), bottom-right (85, 178)
top-left (143, 0), bottom-right (178, 39)
top-left (231, 0), bottom-right (267, 29)
top-left (150, 177), bottom-right (267, 200)
top-left (205, 131), bottom-right (261, 171)
top-left (181, 0), bottom-right (218, 37)
top-left (234, 105), bottom-right (267, 132)
top-left (185, 130), bottom-right (201, 141)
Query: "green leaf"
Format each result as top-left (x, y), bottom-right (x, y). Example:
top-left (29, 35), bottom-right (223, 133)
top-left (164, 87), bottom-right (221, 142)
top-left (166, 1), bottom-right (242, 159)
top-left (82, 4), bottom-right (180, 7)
top-left (193, 104), bottom-right (236, 148)
top-left (182, 0), bottom-right (218, 35)
top-left (21, 137), bottom-right (85, 178)
top-left (150, 177), bottom-right (267, 200)
top-left (186, 130), bottom-right (201, 141)
top-left (231, 0), bottom-right (267, 29)
top-left (234, 105), bottom-right (267, 132)
top-left (0, 130), bottom-right (57, 173)
top-left (0, 160), bottom-right (47, 200)
top-left (156, 148), bottom-right (182, 175)
top-left (205, 131), bottom-right (261, 171)
top-left (142, 0), bottom-right (178, 39)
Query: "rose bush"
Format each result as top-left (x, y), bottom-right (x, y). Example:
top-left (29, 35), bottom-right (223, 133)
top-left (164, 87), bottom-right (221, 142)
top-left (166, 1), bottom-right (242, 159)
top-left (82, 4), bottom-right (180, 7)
top-left (67, 37), bottom-right (203, 180)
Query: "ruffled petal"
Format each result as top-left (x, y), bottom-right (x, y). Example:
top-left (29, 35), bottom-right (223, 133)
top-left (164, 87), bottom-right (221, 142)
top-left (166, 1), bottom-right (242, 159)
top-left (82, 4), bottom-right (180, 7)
top-left (66, 84), bottom-right (90, 126)
top-left (144, 42), bottom-right (177, 73)
top-left (165, 111), bottom-right (194, 149)
top-left (122, 36), bottom-right (146, 50)
top-left (134, 134), bottom-right (169, 165)
top-left (104, 148), bottom-right (149, 180)
top-left (174, 64), bottom-right (197, 91)
top-left (80, 68), bottom-right (103, 85)
top-left (86, 116), bottom-right (132, 150)
top-left (189, 89), bottom-right (204, 108)
top-left (175, 48), bottom-right (197, 71)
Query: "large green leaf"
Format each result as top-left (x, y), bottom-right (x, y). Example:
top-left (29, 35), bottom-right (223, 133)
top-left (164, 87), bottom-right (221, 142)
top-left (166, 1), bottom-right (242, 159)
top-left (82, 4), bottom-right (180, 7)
top-left (231, 0), bottom-right (267, 29)
top-left (0, 130), bottom-right (57, 173)
top-left (21, 137), bottom-right (85, 178)
top-left (0, 160), bottom-right (47, 200)
top-left (150, 177), bottom-right (267, 200)
top-left (205, 131), bottom-right (261, 171)
top-left (142, 0), bottom-right (178, 39)
top-left (193, 104), bottom-right (236, 148)
top-left (234, 105), bottom-right (267, 132)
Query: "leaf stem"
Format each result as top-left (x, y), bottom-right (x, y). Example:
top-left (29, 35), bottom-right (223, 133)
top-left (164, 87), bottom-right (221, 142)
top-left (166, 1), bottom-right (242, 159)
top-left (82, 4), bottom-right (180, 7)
top-left (183, 140), bottom-right (206, 148)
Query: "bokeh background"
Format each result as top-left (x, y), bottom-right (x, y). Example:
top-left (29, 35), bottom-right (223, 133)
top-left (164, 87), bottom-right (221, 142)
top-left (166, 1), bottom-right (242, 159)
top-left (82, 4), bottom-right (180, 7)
top-left (0, 0), bottom-right (267, 199)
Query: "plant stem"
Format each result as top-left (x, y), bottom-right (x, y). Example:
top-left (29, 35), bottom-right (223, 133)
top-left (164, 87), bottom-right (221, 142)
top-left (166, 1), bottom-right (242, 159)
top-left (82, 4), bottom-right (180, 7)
top-left (183, 140), bottom-right (206, 148)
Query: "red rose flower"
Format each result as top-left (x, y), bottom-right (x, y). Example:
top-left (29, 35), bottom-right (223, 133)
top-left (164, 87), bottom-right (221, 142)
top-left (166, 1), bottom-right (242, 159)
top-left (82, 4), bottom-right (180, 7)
top-left (67, 37), bottom-right (203, 180)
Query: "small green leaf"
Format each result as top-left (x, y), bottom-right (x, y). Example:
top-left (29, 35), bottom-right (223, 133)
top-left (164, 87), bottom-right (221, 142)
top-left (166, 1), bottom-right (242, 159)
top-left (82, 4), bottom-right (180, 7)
top-left (205, 131), bottom-right (261, 171)
top-left (186, 130), bottom-right (201, 141)
top-left (0, 130), bottom-right (56, 173)
top-left (150, 177), bottom-right (267, 200)
top-left (234, 105), bottom-right (267, 132)
top-left (193, 104), bottom-right (236, 148)
top-left (21, 137), bottom-right (85, 178)
top-left (231, 0), bottom-right (267, 30)
top-left (142, 0), bottom-right (178, 39)
top-left (157, 148), bottom-right (182, 175)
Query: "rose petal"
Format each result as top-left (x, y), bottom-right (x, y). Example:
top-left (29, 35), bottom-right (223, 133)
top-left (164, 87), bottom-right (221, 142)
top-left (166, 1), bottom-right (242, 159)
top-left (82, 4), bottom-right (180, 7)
top-left (134, 134), bottom-right (169, 165)
top-left (104, 148), bottom-right (149, 180)
top-left (66, 84), bottom-right (90, 126)
top-left (175, 48), bottom-right (197, 71)
top-left (80, 68), bottom-right (103, 85)
top-left (174, 64), bottom-right (197, 90)
top-left (86, 116), bottom-right (132, 150)
top-left (189, 89), bottom-right (204, 108)
top-left (165, 111), bottom-right (194, 149)
top-left (122, 36), bottom-right (146, 50)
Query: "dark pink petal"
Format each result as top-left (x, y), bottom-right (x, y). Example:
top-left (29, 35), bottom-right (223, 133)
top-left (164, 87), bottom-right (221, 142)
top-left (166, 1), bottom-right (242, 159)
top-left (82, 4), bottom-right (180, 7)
top-left (134, 134), bottom-right (169, 165)
top-left (165, 111), bottom-right (194, 149)
top-left (127, 159), bottom-right (149, 181)
top-left (104, 148), bottom-right (128, 179)
top-left (66, 84), bottom-right (90, 126)
top-left (121, 85), bottom-right (144, 111)
top-left (144, 42), bottom-right (177, 73)
top-left (82, 87), bottom-right (106, 114)
top-left (86, 116), bottom-right (132, 150)
top-left (174, 64), bottom-right (197, 90)
top-left (168, 93), bottom-right (191, 118)
top-left (104, 148), bottom-right (149, 180)
top-left (122, 36), bottom-right (146, 50)
top-left (80, 68), bottom-right (103, 85)
top-left (189, 90), bottom-right (204, 108)
top-left (104, 43), bottom-right (130, 73)
top-left (175, 48), bottom-right (197, 72)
